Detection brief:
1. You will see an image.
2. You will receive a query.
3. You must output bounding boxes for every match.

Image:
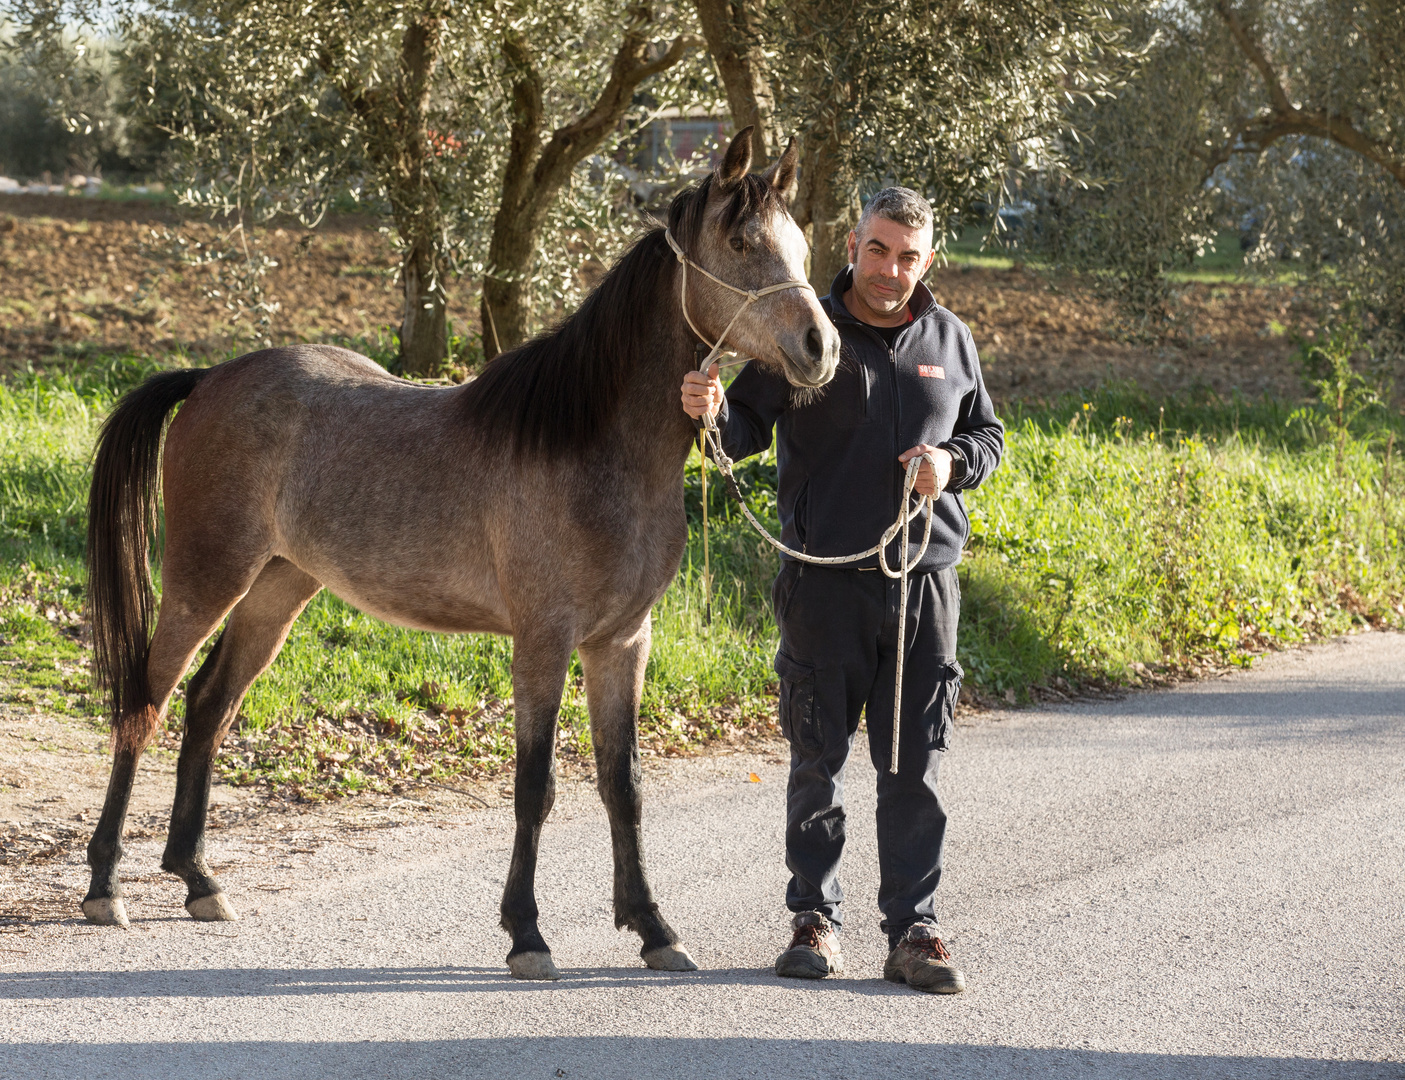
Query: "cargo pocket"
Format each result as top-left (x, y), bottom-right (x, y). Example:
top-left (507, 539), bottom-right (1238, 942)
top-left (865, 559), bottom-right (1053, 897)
top-left (933, 660), bottom-right (964, 752)
top-left (774, 651), bottom-right (821, 752)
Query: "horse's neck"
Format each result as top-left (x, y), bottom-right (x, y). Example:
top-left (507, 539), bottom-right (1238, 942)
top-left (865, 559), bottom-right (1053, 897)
top-left (610, 323), bottom-right (703, 485)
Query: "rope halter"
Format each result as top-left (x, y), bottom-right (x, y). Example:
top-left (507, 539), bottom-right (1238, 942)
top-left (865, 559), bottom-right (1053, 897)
top-left (664, 228), bottom-right (815, 375)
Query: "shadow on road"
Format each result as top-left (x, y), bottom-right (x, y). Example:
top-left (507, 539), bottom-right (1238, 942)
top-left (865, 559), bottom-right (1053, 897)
top-left (1, 964), bottom-right (920, 998)
top-left (2, 1035), bottom-right (1398, 1079)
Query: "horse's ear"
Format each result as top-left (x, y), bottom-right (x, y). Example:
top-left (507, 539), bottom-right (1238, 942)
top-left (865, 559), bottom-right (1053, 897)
top-left (762, 138), bottom-right (800, 203)
top-left (716, 126), bottom-right (754, 189)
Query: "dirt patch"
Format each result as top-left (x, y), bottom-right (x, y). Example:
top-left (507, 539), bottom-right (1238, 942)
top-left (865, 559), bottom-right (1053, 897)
top-left (930, 265), bottom-right (1314, 406)
top-left (0, 692), bottom-right (511, 931)
top-left (2, 194), bottom-right (1314, 403)
top-left (0, 197), bottom-right (473, 365)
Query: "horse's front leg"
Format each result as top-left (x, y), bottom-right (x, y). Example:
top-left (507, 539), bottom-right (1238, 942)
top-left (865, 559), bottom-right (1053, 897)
top-left (501, 631), bottom-right (571, 980)
top-left (579, 621), bottom-right (697, 972)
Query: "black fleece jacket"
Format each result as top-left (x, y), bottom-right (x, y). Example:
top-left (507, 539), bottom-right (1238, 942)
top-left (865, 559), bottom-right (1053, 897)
top-left (714, 265), bottom-right (1004, 573)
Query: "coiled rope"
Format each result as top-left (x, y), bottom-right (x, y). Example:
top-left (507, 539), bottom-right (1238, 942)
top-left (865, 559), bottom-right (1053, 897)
top-left (666, 229), bottom-right (940, 773)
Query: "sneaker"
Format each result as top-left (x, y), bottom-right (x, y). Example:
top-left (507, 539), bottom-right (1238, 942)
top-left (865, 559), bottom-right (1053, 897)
top-left (883, 923), bottom-right (965, 994)
top-left (774, 911), bottom-right (844, 979)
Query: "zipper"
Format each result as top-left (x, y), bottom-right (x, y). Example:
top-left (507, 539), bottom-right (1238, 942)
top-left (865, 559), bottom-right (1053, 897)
top-left (836, 303), bottom-right (915, 566)
top-left (856, 324), bottom-right (887, 424)
top-left (889, 345), bottom-right (903, 566)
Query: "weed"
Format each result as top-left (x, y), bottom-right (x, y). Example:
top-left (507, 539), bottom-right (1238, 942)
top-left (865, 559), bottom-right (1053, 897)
top-left (1, 360), bottom-right (1401, 797)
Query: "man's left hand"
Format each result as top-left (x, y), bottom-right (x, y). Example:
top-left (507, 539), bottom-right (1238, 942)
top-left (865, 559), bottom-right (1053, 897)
top-left (898, 445), bottom-right (952, 498)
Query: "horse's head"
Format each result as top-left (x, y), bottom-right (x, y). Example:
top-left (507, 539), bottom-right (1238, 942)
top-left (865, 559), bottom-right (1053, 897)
top-left (667, 129), bottom-right (841, 390)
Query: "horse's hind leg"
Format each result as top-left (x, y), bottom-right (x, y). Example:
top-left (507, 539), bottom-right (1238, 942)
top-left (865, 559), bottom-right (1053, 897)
top-left (162, 557), bottom-right (321, 920)
top-left (501, 631), bottom-right (572, 980)
top-left (580, 623), bottom-right (697, 972)
top-left (83, 566), bottom-right (260, 928)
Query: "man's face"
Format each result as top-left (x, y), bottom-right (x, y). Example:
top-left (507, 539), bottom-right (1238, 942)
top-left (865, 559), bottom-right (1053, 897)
top-left (846, 216), bottom-right (936, 321)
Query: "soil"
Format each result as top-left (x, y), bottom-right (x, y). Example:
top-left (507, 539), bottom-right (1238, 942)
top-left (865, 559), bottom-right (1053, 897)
top-left (930, 266), bottom-right (1316, 406)
top-left (1, 193), bottom-right (1315, 405)
top-left (0, 195), bottom-right (474, 366)
top-left (0, 690), bottom-right (512, 931)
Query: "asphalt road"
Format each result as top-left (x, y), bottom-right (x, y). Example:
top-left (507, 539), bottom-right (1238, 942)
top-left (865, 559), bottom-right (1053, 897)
top-left (3, 632), bottom-right (1403, 1079)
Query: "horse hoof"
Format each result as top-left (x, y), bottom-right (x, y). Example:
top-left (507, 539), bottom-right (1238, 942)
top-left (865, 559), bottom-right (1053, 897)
top-left (642, 943), bottom-right (699, 972)
top-left (508, 952), bottom-right (561, 981)
top-left (82, 897), bottom-right (130, 928)
top-left (186, 893), bottom-right (239, 922)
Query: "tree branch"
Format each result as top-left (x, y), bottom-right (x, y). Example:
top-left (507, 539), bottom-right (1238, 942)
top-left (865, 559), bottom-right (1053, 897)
top-left (530, 15), bottom-right (703, 202)
top-left (691, 0), bottom-right (773, 166)
top-left (1213, 0), bottom-right (1293, 116)
top-left (499, 29), bottom-right (545, 219)
top-left (1207, 1), bottom-right (1405, 188)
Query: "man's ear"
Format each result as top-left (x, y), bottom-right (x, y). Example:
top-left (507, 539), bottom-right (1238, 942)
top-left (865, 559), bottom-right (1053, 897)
top-left (761, 138), bottom-right (800, 202)
top-left (716, 126), bottom-right (754, 189)
top-left (847, 229), bottom-right (858, 265)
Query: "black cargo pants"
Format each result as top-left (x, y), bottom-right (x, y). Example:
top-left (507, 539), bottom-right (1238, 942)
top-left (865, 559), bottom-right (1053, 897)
top-left (771, 560), bottom-right (963, 945)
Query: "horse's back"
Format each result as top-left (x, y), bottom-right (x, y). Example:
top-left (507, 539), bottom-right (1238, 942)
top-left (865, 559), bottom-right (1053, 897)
top-left (159, 344), bottom-right (512, 631)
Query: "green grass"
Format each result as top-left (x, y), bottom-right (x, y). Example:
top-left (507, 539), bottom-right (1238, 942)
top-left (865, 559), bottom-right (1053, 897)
top-left (1, 357), bottom-right (1401, 798)
top-left (940, 227), bottom-right (1301, 285)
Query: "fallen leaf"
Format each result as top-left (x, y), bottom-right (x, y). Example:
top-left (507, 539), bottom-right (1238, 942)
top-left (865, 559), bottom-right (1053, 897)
top-left (748, 773), bottom-right (761, 783)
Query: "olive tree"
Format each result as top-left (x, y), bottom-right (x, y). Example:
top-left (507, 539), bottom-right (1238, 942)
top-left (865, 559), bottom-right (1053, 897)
top-left (691, 0), bottom-right (1132, 288)
top-left (474, 3), bottom-right (706, 358)
top-left (9, 0), bottom-right (716, 369)
top-left (1034, 1), bottom-right (1405, 342)
top-left (9, 0), bottom-right (498, 369)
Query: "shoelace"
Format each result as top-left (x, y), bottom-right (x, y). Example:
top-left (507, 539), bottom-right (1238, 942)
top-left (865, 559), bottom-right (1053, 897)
top-left (793, 923), bottom-right (828, 950)
top-left (907, 935), bottom-right (952, 962)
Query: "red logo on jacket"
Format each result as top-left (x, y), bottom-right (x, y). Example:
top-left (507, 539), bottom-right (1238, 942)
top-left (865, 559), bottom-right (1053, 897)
top-left (917, 365), bottom-right (945, 379)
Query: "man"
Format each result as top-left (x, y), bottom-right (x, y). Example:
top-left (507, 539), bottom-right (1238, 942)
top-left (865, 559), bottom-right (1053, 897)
top-left (680, 187), bottom-right (1003, 994)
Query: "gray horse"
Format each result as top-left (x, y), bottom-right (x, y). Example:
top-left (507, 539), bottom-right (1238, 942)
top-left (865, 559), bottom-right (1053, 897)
top-left (80, 128), bottom-right (840, 979)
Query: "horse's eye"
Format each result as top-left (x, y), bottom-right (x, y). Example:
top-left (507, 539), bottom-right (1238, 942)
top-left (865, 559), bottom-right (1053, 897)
top-left (729, 236), bottom-right (745, 253)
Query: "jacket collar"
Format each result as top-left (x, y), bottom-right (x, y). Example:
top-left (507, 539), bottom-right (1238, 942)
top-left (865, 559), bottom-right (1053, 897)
top-left (824, 265), bottom-right (937, 326)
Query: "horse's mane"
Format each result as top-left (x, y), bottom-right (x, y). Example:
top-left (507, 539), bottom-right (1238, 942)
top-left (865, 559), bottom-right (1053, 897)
top-left (460, 172), bottom-right (787, 459)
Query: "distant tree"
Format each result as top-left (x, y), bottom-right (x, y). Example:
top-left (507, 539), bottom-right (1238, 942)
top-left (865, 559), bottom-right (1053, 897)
top-left (691, 0), bottom-right (1132, 289)
top-left (1034, 1), bottom-right (1405, 349)
top-left (0, 21), bottom-right (163, 180)
top-left (1198, 0), bottom-right (1405, 189)
top-left (9, 1), bottom-right (715, 370)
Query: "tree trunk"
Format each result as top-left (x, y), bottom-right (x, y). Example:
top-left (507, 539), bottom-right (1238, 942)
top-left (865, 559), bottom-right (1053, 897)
top-left (400, 236), bottom-right (448, 374)
top-left (793, 129), bottom-right (855, 293)
top-left (480, 241), bottom-right (533, 356)
top-left (691, 0), bottom-right (774, 166)
top-left (480, 9), bottom-right (700, 359)
top-left (323, 7), bottom-right (449, 373)
top-left (694, 0), bottom-right (854, 291)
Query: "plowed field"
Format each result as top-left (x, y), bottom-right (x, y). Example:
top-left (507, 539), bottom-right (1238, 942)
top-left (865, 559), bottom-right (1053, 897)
top-left (1, 194), bottom-right (1312, 405)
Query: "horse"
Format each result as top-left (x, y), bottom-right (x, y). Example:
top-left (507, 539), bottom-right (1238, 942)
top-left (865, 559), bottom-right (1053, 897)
top-left (79, 128), bottom-right (841, 979)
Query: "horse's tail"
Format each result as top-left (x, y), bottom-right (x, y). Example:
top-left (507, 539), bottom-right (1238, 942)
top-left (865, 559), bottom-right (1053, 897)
top-left (87, 367), bottom-right (209, 751)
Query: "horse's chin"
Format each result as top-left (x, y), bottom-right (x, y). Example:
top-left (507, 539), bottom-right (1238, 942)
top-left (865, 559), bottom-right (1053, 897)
top-left (777, 352), bottom-right (837, 391)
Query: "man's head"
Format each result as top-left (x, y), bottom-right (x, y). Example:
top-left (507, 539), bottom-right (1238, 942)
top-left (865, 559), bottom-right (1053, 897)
top-left (845, 187), bottom-right (936, 326)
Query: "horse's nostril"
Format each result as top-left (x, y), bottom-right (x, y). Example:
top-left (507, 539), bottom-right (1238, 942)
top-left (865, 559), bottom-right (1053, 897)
top-left (805, 327), bottom-right (825, 362)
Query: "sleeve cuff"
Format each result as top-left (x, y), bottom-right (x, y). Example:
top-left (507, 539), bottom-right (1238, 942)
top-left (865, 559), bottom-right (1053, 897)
top-left (943, 443), bottom-right (968, 487)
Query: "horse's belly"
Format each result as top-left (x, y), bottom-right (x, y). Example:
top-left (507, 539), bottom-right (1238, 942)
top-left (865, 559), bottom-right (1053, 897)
top-left (295, 558), bottom-right (512, 636)
top-left (334, 587), bottom-right (511, 636)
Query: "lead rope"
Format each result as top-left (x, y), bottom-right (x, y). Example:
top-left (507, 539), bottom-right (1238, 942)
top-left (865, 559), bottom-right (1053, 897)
top-left (667, 229), bottom-right (940, 774)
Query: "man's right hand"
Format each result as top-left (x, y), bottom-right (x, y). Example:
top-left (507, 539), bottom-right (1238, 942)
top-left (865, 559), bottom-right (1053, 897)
top-left (681, 362), bottom-right (724, 420)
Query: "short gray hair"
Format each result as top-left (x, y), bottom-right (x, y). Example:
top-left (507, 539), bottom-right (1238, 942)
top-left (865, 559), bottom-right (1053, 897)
top-left (856, 187), bottom-right (934, 243)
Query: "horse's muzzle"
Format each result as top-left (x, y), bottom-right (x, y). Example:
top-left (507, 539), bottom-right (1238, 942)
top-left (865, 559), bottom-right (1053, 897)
top-left (787, 320), bottom-right (841, 388)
